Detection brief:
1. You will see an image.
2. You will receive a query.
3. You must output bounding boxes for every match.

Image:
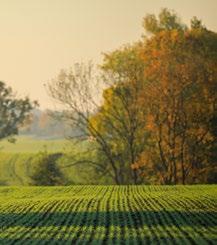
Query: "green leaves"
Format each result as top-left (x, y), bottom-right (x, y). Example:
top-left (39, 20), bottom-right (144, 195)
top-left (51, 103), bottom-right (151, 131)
top-left (0, 81), bottom-right (35, 141)
top-left (143, 8), bottom-right (187, 35)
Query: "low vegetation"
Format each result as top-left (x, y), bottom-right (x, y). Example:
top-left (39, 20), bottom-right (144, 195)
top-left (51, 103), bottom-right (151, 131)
top-left (0, 185), bottom-right (216, 244)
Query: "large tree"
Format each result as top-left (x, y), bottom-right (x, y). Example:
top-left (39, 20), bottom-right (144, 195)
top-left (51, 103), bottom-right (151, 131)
top-left (47, 63), bottom-right (119, 183)
top-left (134, 11), bottom-right (217, 184)
top-left (92, 44), bottom-right (148, 184)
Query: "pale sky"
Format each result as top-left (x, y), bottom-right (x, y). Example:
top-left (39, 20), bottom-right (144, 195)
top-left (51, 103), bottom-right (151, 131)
top-left (0, 0), bottom-right (216, 109)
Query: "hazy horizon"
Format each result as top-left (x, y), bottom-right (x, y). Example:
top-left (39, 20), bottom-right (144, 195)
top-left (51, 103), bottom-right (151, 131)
top-left (1, 0), bottom-right (216, 109)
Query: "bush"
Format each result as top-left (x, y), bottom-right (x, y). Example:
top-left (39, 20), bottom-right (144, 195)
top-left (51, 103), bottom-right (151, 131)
top-left (30, 151), bottom-right (66, 186)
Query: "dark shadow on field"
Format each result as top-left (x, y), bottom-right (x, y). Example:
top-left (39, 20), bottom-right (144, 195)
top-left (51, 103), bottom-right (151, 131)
top-left (0, 238), bottom-right (72, 245)
top-left (0, 210), bottom-right (216, 229)
top-left (0, 211), bottom-right (216, 244)
top-left (0, 237), bottom-right (205, 245)
top-left (0, 235), bottom-right (216, 245)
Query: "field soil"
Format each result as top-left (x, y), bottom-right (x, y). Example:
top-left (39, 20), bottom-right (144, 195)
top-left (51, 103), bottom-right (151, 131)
top-left (0, 185), bottom-right (216, 244)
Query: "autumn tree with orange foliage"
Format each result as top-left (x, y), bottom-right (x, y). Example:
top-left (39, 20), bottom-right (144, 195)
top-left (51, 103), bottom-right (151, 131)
top-left (133, 9), bottom-right (217, 184)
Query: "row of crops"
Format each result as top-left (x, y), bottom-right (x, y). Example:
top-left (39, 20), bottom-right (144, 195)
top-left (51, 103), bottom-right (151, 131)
top-left (0, 185), bottom-right (216, 244)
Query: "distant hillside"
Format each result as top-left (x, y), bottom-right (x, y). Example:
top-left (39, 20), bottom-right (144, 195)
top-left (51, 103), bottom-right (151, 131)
top-left (19, 109), bottom-right (82, 139)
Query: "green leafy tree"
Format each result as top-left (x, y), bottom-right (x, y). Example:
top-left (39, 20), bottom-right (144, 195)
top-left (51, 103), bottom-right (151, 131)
top-left (0, 81), bottom-right (36, 141)
top-left (91, 44), bottom-right (148, 184)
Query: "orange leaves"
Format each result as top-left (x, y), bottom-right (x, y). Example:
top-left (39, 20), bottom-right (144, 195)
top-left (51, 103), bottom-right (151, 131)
top-left (131, 162), bottom-right (140, 170)
top-left (135, 23), bottom-right (217, 184)
top-left (146, 114), bottom-right (156, 131)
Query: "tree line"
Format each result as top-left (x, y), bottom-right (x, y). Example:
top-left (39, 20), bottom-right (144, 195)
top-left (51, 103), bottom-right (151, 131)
top-left (47, 9), bottom-right (217, 185)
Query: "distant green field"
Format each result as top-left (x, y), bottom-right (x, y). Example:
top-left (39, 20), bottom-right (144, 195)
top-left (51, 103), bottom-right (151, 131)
top-left (0, 136), bottom-right (101, 186)
top-left (0, 136), bottom-right (68, 153)
top-left (0, 185), bottom-right (216, 244)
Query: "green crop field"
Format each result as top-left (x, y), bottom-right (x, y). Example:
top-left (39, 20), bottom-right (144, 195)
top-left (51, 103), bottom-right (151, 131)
top-left (0, 185), bottom-right (216, 244)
